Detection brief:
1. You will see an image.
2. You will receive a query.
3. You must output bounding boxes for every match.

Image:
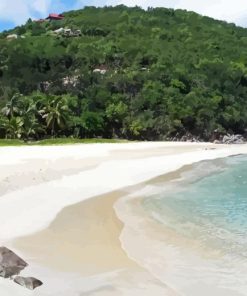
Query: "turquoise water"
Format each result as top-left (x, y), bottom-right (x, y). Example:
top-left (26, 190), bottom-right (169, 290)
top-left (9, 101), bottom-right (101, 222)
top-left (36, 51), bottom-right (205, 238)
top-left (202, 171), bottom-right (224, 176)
top-left (144, 155), bottom-right (247, 258)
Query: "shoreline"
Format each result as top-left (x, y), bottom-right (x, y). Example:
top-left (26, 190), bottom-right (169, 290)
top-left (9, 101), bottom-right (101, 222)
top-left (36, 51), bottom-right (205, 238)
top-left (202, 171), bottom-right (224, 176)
top-left (13, 189), bottom-right (177, 296)
top-left (0, 142), bottom-right (226, 242)
top-left (116, 155), bottom-right (247, 296)
top-left (113, 157), bottom-right (241, 296)
top-left (1, 142), bottom-right (247, 295)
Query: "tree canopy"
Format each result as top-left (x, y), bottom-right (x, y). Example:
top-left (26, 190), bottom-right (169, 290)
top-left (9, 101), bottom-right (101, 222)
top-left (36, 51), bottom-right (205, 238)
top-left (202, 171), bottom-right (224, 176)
top-left (0, 5), bottom-right (247, 140)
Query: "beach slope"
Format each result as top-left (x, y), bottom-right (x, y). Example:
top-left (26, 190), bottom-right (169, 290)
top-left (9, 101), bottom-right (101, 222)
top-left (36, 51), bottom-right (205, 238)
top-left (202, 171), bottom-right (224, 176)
top-left (0, 142), bottom-right (247, 295)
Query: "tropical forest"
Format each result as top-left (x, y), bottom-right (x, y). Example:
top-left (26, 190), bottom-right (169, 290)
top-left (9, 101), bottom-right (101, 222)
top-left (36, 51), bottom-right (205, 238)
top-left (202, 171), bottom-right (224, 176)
top-left (0, 5), bottom-right (247, 141)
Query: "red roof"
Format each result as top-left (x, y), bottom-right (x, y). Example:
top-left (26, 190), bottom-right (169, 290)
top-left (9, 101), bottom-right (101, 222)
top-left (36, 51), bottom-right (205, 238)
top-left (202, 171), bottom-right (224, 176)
top-left (47, 13), bottom-right (64, 20)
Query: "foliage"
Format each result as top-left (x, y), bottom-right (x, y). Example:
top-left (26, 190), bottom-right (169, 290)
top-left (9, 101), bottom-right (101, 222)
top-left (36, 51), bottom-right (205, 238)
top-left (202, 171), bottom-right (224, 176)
top-left (1, 6), bottom-right (247, 140)
top-left (0, 138), bottom-right (129, 146)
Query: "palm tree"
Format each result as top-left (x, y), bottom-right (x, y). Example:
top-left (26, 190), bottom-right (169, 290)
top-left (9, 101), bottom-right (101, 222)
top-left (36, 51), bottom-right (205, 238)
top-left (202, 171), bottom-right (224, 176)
top-left (39, 96), bottom-right (69, 137)
top-left (1, 93), bottom-right (23, 118)
top-left (1, 117), bottom-right (24, 139)
top-left (22, 116), bottom-right (45, 140)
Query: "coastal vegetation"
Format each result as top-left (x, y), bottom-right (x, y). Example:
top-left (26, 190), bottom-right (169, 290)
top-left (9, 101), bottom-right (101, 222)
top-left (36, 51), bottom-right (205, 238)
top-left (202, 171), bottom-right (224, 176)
top-left (1, 5), bottom-right (247, 141)
top-left (0, 138), bottom-right (127, 146)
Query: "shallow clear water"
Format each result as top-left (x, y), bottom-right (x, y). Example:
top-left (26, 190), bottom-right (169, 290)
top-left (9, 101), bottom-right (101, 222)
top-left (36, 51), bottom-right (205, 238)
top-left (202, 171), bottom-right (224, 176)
top-left (144, 155), bottom-right (247, 259)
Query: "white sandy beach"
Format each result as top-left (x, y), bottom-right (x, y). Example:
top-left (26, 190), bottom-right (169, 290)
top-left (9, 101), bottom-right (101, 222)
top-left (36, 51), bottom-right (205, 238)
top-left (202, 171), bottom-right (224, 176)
top-left (1, 142), bottom-right (247, 296)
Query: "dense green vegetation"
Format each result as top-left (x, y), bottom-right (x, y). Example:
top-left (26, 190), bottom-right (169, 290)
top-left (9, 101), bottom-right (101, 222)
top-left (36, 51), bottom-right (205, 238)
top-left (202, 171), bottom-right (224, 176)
top-left (1, 5), bottom-right (247, 141)
top-left (0, 138), bottom-right (128, 146)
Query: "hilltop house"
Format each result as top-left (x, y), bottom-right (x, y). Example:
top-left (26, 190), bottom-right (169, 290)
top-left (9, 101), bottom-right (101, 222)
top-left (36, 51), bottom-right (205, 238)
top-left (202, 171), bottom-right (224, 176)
top-left (46, 13), bottom-right (64, 21)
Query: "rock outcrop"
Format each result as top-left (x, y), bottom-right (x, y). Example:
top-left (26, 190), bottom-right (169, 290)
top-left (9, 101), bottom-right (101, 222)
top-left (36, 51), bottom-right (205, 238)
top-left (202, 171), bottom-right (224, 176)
top-left (0, 247), bottom-right (28, 278)
top-left (0, 246), bottom-right (43, 290)
top-left (14, 276), bottom-right (43, 290)
top-left (222, 134), bottom-right (245, 144)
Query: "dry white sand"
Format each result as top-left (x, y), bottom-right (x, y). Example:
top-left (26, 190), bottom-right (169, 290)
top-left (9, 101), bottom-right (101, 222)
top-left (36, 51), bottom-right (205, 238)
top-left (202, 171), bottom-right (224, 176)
top-left (0, 142), bottom-right (247, 295)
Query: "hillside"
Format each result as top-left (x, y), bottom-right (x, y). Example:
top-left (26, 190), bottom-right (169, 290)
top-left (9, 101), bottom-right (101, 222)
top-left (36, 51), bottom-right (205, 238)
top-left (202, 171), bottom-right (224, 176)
top-left (0, 5), bottom-right (247, 141)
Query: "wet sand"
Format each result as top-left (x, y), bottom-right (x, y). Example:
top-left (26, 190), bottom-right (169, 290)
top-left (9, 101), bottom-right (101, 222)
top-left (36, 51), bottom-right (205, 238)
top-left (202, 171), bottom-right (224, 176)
top-left (14, 191), bottom-right (136, 274)
top-left (12, 161), bottom-right (208, 275)
top-left (13, 190), bottom-right (177, 296)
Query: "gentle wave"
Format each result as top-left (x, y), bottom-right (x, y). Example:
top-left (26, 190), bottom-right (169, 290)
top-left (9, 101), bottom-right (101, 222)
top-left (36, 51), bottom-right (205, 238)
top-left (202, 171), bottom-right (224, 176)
top-left (115, 156), bottom-right (247, 296)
